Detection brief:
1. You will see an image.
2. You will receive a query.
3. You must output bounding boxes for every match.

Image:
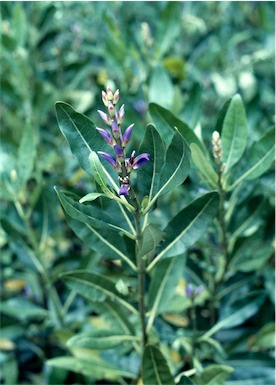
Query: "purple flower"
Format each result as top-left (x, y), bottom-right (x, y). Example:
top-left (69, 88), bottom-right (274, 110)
top-left (96, 127), bottom-right (114, 145)
top-left (119, 184), bottom-right (129, 196)
top-left (126, 152), bottom-right (150, 171)
top-left (111, 120), bottom-right (121, 139)
top-left (114, 144), bottom-right (124, 162)
top-left (117, 104), bottom-right (125, 124)
top-left (122, 124), bottom-right (134, 146)
top-left (185, 284), bottom-right (194, 298)
top-left (98, 110), bottom-right (112, 125)
top-left (98, 151), bottom-right (118, 170)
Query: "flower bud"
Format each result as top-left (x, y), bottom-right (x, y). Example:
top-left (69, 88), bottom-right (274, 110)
top-left (212, 130), bottom-right (220, 145)
top-left (117, 104), bottom-right (125, 124)
top-left (108, 101), bottom-right (116, 118)
top-left (98, 110), bottom-right (112, 125)
top-left (113, 89), bottom-right (120, 105)
top-left (102, 91), bottom-right (109, 107)
top-left (106, 86), bottom-right (113, 101)
top-left (111, 120), bottom-right (121, 139)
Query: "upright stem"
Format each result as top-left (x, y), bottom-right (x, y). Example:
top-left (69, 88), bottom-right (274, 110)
top-left (129, 187), bottom-right (147, 351)
top-left (217, 168), bottom-right (229, 267)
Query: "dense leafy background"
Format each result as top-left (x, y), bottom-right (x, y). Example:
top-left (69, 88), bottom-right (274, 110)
top-left (0, 2), bottom-right (274, 385)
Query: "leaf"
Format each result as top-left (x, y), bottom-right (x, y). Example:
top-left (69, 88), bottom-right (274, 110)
top-left (141, 128), bottom-right (190, 212)
top-left (147, 255), bottom-right (185, 330)
top-left (204, 292), bottom-right (266, 338)
top-left (61, 270), bottom-right (138, 315)
top-left (0, 298), bottom-right (48, 321)
top-left (221, 94), bottom-right (248, 173)
top-left (193, 364), bottom-right (233, 385)
top-left (190, 143), bottom-right (218, 188)
top-left (67, 329), bottom-right (139, 350)
top-left (55, 187), bottom-right (123, 233)
top-left (230, 128), bottom-right (275, 189)
top-left (149, 103), bottom-right (205, 152)
top-left (79, 192), bottom-right (105, 203)
top-left (96, 299), bottom-right (136, 336)
top-left (55, 102), bottom-right (116, 185)
top-left (149, 66), bottom-right (174, 109)
top-left (137, 124), bottom-right (165, 201)
top-left (64, 214), bottom-right (136, 270)
top-left (17, 122), bottom-right (36, 186)
top-left (139, 224), bottom-right (165, 258)
top-left (148, 192), bottom-right (219, 270)
top-left (47, 356), bottom-right (136, 380)
top-left (142, 345), bottom-right (175, 385)
top-left (89, 151), bottom-right (109, 192)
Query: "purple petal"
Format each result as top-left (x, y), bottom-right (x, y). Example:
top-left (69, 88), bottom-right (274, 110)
top-left (97, 110), bottom-right (111, 125)
top-left (114, 144), bottom-right (124, 158)
top-left (98, 151), bottom-right (117, 168)
top-left (117, 104), bottom-right (125, 124)
top-left (96, 128), bottom-right (114, 145)
top-left (111, 120), bottom-right (121, 139)
top-left (122, 124), bottom-right (134, 146)
top-left (119, 185), bottom-right (129, 196)
top-left (132, 153), bottom-right (150, 169)
top-left (185, 284), bottom-right (194, 297)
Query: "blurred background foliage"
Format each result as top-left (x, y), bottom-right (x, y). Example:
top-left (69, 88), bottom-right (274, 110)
top-left (0, 1), bottom-right (274, 385)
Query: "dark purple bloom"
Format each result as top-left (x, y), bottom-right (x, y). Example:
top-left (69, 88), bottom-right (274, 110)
top-left (114, 144), bottom-right (124, 162)
top-left (122, 124), bottom-right (134, 146)
top-left (96, 127), bottom-right (114, 145)
top-left (98, 151), bottom-right (117, 168)
top-left (119, 184), bottom-right (129, 196)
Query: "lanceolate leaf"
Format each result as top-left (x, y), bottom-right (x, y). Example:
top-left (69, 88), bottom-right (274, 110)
top-left (55, 102), bottom-right (117, 188)
top-left (67, 329), bottom-right (139, 350)
top-left (17, 122), bottom-right (36, 186)
top-left (148, 192), bottom-right (219, 271)
top-left (139, 224), bottom-right (165, 258)
top-left (193, 364), bottom-right (233, 385)
top-left (89, 151), bottom-right (109, 192)
top-left (230, 128), bottom-right (275, 189)
top-left (47, 356), bottom-right (136, 380)
top-left (142, 345), bottom-right (175, 385)
top-left (149, 102), bottom-right (205, 152)
top-left (147, 255), bottom-right (185, 330)
top-left (138, 124), bottom-right (165, 200)
top-left (221, 94), bottom-right (248, 173)
top-left (55, 187), bottom-right (124, 233)
top-left (191, 143), bottom-right (218, 188)
top-left (61, 271), bottom-right (138, 315)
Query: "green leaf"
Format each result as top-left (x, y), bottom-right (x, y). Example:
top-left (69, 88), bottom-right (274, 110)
top-left (55, 187), bottom-right (124, 233)
top-left (61, 270), bottom-right (138, 315)
top-left (55, 102), bottom-right (116, 185)
top-left (221, 94), bottom-right (248, 173)
top-left (47, 356), bottom-right (136, 380)
top-left (147, 255), bottom-right (185, 330)
top-left (204, 292), bottom-right (266, 338)
top-left (64, 214), bottom-right (136, 270)
top-left (230, 128), bottom-right (275, 189)
top-left (96, 299), bottom-right (136, 336)
top-left (79, 192), bottom-right (105, 203)
top-left (193, 364), bottom-right (233, 385)
top-left (149, 103), bottom-right (205, 153)
top-left (89, 151), bottom-right (109, 192)
top-left (138, 124), bottom-right (165, 201)
top-left (149, 66), bottom-right (174, 109)
top-left (17, 122), bottom-right (36, 186)
top-left (139, 224), bottom-right (165, 258)
top-left (67, 329), bottom-right (139, 350)
top-left (148, 192), bottom-right (219, 270)
top-left (0, 298), bottom-right (48, 321)
top-left (142, 345), bottom-right (175, 385)
top-left (191, 143), bottom-right (218, 188)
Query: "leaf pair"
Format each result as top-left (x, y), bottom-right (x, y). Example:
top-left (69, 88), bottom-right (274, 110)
top-left (138, 124), bottom-right (190, 213)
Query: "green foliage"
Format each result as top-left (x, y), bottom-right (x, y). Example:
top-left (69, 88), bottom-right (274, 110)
top-left (1, 1), bottom-right (274, 385)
